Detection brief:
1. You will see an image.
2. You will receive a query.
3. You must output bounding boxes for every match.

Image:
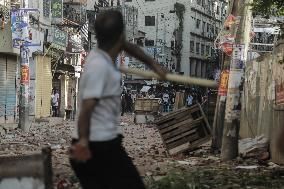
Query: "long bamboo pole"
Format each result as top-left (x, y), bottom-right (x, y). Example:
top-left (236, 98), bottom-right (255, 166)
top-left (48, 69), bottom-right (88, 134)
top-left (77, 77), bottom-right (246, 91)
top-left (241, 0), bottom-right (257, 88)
top-left (119, 67), bottom-right (218, 88)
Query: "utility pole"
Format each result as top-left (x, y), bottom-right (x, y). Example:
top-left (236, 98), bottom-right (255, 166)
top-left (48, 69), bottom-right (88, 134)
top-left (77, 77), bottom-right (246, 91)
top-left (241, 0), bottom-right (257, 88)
top-left (19, 0), bottom-right (30, 131)
top-left (220, 0), bottom-right (253, 160)
top-left (211, 0), bottom-right (238, 153)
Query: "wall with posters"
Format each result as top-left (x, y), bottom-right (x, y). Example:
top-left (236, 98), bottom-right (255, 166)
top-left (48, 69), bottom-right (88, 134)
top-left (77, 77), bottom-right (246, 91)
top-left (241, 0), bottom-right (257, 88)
top-left (239, 39), bottom-right (284, 164)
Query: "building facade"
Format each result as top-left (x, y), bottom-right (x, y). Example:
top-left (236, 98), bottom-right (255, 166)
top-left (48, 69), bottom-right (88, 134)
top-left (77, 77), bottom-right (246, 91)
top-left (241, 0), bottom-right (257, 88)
top-left (124, 0), bottom-right (227, 77)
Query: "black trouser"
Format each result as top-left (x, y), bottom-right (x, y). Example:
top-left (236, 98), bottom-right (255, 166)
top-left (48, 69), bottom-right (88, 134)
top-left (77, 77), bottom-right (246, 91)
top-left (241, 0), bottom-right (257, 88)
top-left (52, 106), bottom-right (58, 117)
top-left (70, 135), bottom-right (145, 189)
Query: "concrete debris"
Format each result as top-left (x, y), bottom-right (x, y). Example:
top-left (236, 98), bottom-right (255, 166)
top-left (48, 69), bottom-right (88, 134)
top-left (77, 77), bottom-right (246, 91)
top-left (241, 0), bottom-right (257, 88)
top-left (239, 135), bottom-right (269, 158)
top-left (1, 115), bottom-right (283, 189)
top-left (0, 126), bottom-right (6, 137)
top-left (236, 165), bottom-right (259, 169)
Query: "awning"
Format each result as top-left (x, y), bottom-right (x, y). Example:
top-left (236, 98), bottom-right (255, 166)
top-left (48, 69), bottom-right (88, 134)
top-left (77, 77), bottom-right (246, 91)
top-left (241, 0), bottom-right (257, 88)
top-left (144, 81), bottom-right (153, 85)
top-left (140, 86), bottom-right (151, 92)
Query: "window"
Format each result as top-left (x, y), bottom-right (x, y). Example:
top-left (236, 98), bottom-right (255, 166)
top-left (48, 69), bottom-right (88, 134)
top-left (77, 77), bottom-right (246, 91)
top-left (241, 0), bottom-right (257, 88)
top-left (206, 45), bottom-right (210, 55)
top-left (145, 39), bottom-right (154, 46)
top-left (201, 44), bottom-right (205, 55)
top-left (207, 23), bottom-right (210, 32)
top-left (145, 16), bottom-right (155, 26)
top-left (171, 40), bottom-right (175, 50)
top-left (216, 6), bottom-right (220, 15)
top-left (196, 43), bottom-right (200, 54)
top-left (202, 21), bottom-right (206, 32)
top-left (196, 19), bottom-right (201, 29)
top-left (125, 0), bottom-right (132, 2)
top-left (190, 41), bottom-right (195, 52)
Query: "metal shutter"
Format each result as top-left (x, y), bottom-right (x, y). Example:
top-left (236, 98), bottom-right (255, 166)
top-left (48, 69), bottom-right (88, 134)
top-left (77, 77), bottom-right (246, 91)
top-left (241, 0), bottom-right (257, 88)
top-left (5, 56), bottom-right (17, 123)
top-left (0, 55), bottom-right (17, 123)
top-left (0, 57), bottom-right (6, 123)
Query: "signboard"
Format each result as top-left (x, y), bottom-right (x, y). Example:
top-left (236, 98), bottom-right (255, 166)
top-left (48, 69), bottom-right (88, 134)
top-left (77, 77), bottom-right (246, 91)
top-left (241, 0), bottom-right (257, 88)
top-left (216, 14), bottom-right (240, 56)
top-left (21, 65), bottom-right (30, 85)
top-left (231, 44), bottom-right (245, 70)
top-left (67, 34), bottom-right (84, 53)
top-left (275, 81), bottom-right (284, 105)
top-left (146, 47), bottom-right (162, 57)
top-left (51, 0), bottom-right (63, 22)
top-left (43, 0), bottom-right (51, 18)
top-left (218, 70), bottom-right (230, 96)
top-left (11, 10), bottom-right (30, 47)
top-left (53, 27), bottom-right (67, 47)
top-left (20, 47), bottom-right (30, 85)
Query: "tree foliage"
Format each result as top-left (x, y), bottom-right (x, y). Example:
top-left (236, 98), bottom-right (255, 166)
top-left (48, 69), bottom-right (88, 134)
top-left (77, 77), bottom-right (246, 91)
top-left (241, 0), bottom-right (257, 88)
top-left (251, 0), bottom-right (284, 17)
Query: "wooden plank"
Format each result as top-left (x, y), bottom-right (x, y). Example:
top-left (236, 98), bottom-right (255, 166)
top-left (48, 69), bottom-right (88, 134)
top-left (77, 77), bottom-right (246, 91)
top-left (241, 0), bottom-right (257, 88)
top-left (166, 133), bottom-right (200, 149)
top-left (168, 136), bottom-right (211, 155)
top-left (198, 103), bottom-right (212, 135)
top-left (157, 113), bottom-right (193, 130)
top-left (155, 108), bottom-right (190, 124)
top-left (161, 117), bottom-right (204, 137)
top-left (168, 142), bottom-right (191, 155)
top-left (165, 129), bottom-right (197, 144)
top-left (155, 105), bottom-right (200, 124)
top-left (160, 117), bottom-right (196, 134)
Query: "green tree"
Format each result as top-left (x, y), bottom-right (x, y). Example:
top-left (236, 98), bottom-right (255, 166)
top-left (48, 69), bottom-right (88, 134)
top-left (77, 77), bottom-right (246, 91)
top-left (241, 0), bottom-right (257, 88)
top-left (251, 0), bottom-right (284, 17)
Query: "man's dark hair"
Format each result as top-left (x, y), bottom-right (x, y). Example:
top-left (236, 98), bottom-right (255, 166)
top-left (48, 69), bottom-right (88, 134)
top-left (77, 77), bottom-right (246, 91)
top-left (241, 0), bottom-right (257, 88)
top-left (95, 10), bottom-right (124, 49)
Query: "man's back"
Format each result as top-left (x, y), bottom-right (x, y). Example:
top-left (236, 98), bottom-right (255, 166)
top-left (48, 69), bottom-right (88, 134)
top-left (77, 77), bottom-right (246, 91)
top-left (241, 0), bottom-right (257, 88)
top-left (73, 49), bottom-right (121, 142)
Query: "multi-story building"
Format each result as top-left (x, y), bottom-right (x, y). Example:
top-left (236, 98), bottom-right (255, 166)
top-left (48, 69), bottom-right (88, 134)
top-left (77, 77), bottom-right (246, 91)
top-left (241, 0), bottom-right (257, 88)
top-left (122, 0), bottom-right (228, 77)
top-left (250, 17), bottom-right (281, 55)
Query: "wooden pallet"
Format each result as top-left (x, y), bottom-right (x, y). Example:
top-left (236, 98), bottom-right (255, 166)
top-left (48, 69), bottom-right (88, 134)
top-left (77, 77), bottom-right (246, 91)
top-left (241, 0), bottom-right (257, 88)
top-left (155, 104), bottom-right (212, 155)
top-left (134, 98), bottom-right (160, 113)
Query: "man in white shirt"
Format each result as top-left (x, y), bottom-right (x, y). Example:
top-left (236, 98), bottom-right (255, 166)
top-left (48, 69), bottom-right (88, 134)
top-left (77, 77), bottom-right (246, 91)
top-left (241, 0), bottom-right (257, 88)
top-left (162, 92), bottom-right (169, 112)
top-left (187, 93), bottom-right (194, 107)
top-left (70, 10), bottom-right (166, 189)
top-left (51, 89), bottom-right (59, 117)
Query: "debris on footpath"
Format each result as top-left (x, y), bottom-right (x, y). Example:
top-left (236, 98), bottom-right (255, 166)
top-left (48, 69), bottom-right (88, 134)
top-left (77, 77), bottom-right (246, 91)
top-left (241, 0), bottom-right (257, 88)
top-left (239, 135), bottom-right (269, 158)
top-left (0, 116), bottom-right (284, 189)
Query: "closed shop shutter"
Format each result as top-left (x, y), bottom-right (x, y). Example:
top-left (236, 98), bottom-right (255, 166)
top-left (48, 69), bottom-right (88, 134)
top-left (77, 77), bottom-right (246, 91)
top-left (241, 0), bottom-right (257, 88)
top-left (0, 55), bottom-right (17, 123)
top-left (0, 57), bottom-right (6, 123)
top-left (35, 56), bottom-right (52, 118)
top-left (6, 56), bottom-right (17, 123)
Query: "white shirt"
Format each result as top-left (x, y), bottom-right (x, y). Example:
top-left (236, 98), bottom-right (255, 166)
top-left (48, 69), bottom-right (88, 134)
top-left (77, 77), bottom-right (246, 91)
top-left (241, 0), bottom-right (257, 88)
top-left (187, 95), bottom-right (193, 106)
top-left (162, 93), bottom-right (169, 103)
top-left (73, 49), bottom-right (121, 141)
top-left (51, 93), bottom-right (59, 106)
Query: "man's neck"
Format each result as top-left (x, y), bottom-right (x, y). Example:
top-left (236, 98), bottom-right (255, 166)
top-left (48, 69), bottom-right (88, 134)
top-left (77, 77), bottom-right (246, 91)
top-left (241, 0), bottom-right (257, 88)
top-left (99, 46), bottom-right (120, 65)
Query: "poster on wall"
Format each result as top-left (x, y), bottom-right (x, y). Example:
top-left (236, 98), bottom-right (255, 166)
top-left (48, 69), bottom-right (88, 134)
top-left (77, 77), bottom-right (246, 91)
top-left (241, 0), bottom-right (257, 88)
top-left (275, 80), bottom-right (284, 105)
top-left (216, 14), bottom-right (241, 56)
top-left (218, 70), bottom-right (230, 96)
top-left (20, 46), bottom-right (30, 85)
top-left (43, 0), bottom-right (51, 18)
top-left (11, 10), bottom-right (30, 47)
top-left (231, 44), bottom-right (245, 70)
top-left (51, 0), bottom-right (63, 23)
top-left (67, 34), bottom-right (84, 53)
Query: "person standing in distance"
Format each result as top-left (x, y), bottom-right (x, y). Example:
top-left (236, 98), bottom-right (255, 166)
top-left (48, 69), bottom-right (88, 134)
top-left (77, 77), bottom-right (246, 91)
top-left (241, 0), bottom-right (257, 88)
top-left (69, 10), bottom-right (167, 189)
top-left (51, 89), bottom-right (60, 117)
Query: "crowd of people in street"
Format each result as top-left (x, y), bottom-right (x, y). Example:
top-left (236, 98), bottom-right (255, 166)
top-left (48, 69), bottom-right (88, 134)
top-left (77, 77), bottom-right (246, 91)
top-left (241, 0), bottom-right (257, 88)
top-left (121, 85), bottom-right (209, 115)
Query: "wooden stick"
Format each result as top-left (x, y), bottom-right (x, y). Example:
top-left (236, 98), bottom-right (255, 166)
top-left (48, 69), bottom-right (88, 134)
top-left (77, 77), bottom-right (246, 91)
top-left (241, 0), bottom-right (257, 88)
top-left (119, 67), bottom-right (218, 88)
